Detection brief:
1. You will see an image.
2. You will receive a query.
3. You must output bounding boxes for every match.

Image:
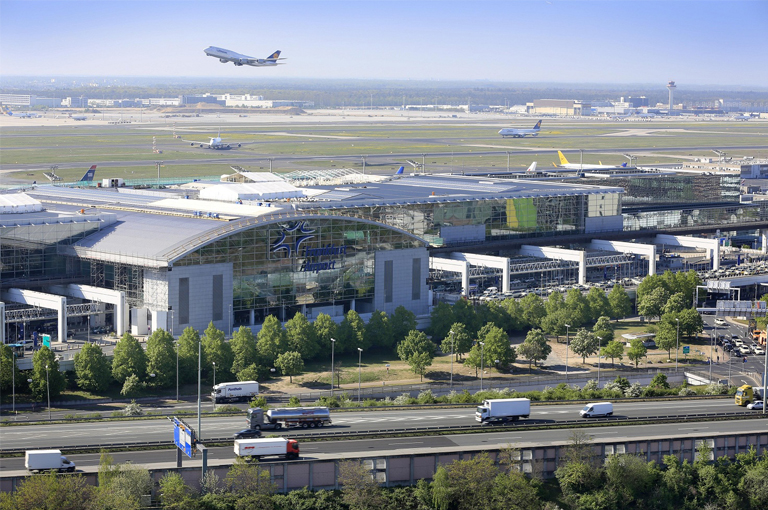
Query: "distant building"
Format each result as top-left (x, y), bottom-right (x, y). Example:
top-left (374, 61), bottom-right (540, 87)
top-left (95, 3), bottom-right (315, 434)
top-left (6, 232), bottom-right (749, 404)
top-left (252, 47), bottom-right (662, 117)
top-left (627, 96), bottom-right (649, 108)
top-left (0, 94), bottom-right (33, 106)
top-left (180, 94), bottom-right (224, 106)
top-left (62, 96), bottom-right (89, 108)
top-left (528, 99), bottom-right (592, 116)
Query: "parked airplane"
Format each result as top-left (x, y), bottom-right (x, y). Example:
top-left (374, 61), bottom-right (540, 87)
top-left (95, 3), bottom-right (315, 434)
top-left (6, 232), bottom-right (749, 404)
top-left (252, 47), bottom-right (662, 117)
top-left (556, 151), bottom-right (627, 170)
top-left (2, 106), bottom-right (40, 118)
top-left (395, 166), bottom-right (404, 175)
top-left (498, 120), bottom-right (542, 138)
top-left (79, 165), bottom-right (97, 182)
top-left (70, 114), bottom-right (87, 121)
top-left (181, 130), bottom-right (247, 150)
top-left (204, 46), bottom-right (285, 67)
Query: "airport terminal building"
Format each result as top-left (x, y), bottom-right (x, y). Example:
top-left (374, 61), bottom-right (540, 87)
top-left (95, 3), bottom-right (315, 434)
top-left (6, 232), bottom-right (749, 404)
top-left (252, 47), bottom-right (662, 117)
top-left (1, 171), bottom-right (624, 340)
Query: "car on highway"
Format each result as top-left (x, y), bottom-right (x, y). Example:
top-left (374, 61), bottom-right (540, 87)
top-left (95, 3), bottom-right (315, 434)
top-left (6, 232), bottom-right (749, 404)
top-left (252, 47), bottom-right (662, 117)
top-left (714, 318), bottom-right (726, 326)
top-left (754, 346), bottom-right (766, 355)
top-left (746, 401), bottom-right (764, 410)
top-left (233, 428), bottom-right (262, 440)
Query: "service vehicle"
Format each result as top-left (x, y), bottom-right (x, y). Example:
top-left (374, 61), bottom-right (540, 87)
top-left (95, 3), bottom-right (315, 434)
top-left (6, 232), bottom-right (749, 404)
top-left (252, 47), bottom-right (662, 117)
top-left (580, 402), bottom-right (614, 418)
top-left (234, 438), bottom-right (300, 460)
top-left (247, 406), bottom-right (332, 430)
top-left (212, 381), bottom-right (259, 403)
top-left (735, 385), bottom-right (763, 406)
top-left (25, 450), bottom-right (76, 473)
top-left (475, 398), bottom-right (531, 424)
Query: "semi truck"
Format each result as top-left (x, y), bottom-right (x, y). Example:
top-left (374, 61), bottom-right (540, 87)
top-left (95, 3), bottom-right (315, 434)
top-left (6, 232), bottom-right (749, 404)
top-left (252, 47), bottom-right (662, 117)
top-left (212, 381), bottom-right (259, 403)
top-left (25, 450), bottom-right (76, 473)
top-left (735, 385), bottom-right (763, 406)
top-left (234, 438), bottom-right (300, 460)
top-left (475, 398), bottom-right (531, 424)
top-left (247, 406), bottom-right (332, 430)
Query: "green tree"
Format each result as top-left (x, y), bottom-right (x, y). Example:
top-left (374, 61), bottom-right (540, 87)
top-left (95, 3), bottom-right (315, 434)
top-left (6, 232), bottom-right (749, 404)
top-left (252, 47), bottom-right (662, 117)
top-left (638, 286), bottom-right (669, 320)
top-left (664, 292), bottom-right (687, 315)
top-left (476, 323), bottom-right (516, 367)
top-left (601, 340), bottom-right (625, 367)
top-left (176, 327), bottom-right (202, 384)
top-left (431, 452), bottom-right (499, 510)
top-left (274, 351), bottom-right (304, 383)
top-left (364, 310), bottom-right (394, 351)
top-left (231, 326), bottom-right (258, 375)
top-left (427, 302), bottom-right (455, 341)
top-left (338, 460), bottom-right (385, 510)
top-left (608, 284), bottom-right (633, 320)
top-left (517, 328), bottom-right (551, 371)
top-left (336, 310), bottom-right (366, 353)
top-left (677, 307), bottom-right (704, 338)
top-left (649, 373), bottom-right (670, 389)
top-left (0, 344), bottom-right (22, 394)
top-left (627, 338), bottom-right (648, 367)
top-left (570, 328), bottom-right (598, 364)
top-left (313, 312), bottom-right (338, 356)
top-left (540, 308), bottom-right (573, 337)
top-left (397, 330), bottom-right (436, 361)
top-left (224, 457), bottom-right (276, 496)
top-left (604, 454), bottom-right (660, 508)
top-left (111, 332), bottom-right (147, 383)
top-left (285, 312), bottom-right (320, 360)
top-left (637, 273), bottom-right (668, 305)
top-left (441, 323), bottom-right (472, 360)
top-left (74, 342), bottom-right (111, 392)
top-left (586, 287), bottom-right (611, 322)
top-left (739, 464), bottom-right (768, 509)
top-left (202, 321), bottom-right (234, 382)
top-left (656, 317), bottom-right (678, 359)
top-left (490, 470), bottom-right (542, 510)
top-left (519, 293), bottom-right (546, 328)
top-left (477, 300), bottom-right (512, 332)
top-left (237, 363), bottom-right (272, 382)
top-left (592, 315), bottom-right (614, 344)
top-left (391, 305), bottom-right (417, 343)
top-left (30, 346), bottom-right (66, 401)
top-left (565, 288), bottom-right (591, 327)
top-left (407, 351), bottom-right (433, 381)
top-left (3, 471), bottom-right (96, 510)
top-left (545, 291), bottom-right (566, 316)
top-left (452, 299), bottom-right (480, 336)
top-left (256, 315), bottom-right (288, 364)
top-left (158, 472), bottom-right (194, 510)
top-left (145, 328), bottom-right (176, 388)
top-left (120, 374), bottom-right (143, 397)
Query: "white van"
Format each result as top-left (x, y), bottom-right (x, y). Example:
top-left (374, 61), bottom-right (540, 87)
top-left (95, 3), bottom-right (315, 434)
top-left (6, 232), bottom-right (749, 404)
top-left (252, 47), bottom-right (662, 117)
top-left (580, 402), bottom-right (613, 418)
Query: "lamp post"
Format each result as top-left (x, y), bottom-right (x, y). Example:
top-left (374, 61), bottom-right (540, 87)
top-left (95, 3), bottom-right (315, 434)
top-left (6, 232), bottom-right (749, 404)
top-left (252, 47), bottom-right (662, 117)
top-left (564, 324), bottom-right (571, 381)
top-left (197, 340), bottom-right (201, 441)
top-left (12, 353), bottom-right (16, 414)
top-left (357, 348), bottom-right (363, 404)
top-left (675, 318), bottom-right (680, 370)
top-left (45, 364), bottom-right (51, 421)
top-left (479, 342), bottom-right (485, 391)
top-left (228, 304), bottom-right (232, 338)
top-left (597, 337), bottom-right (603, 388)
top-left (449, 330), bottom-right (455, 389)
top-left (175, 339), bottom-right (179, 402)
top-left (212, 362), bottom-right (216, 410)
top-left (330, 338), bottom-right (336, 397)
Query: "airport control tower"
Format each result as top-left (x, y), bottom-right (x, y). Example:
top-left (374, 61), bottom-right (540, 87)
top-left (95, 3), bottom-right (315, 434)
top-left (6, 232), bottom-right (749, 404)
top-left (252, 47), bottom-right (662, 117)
top-left (667, 80), bottom-right (677, 110)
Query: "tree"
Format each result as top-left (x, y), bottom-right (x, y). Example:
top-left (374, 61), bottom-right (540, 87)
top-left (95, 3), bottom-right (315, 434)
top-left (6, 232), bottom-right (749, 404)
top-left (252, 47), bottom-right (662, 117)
top-left (158, 472), bottom-right (194, 510)
top-left (677, 307), bottom-right (704, 338)
top-left (663, 292), bottom-right (687, 315)
top-left (231, 326), bottom-right (258, 376)
top-left (431, 453), bottom-right (500, 510)
top-left (407, 351), bottom-right (433, 381)
top-left (476, 323), bottom-right (516, 368)
top-left (29, 346), bottom-right (65, 402)
top-left (120, 374), bottom-right (143, 397)
top-left (601, 340), bottom-right (624, 367)
top-left (427, 302), bottom-right (455, 341)
top-left (338, 460), bottom-right (385, 510)
top-left (145, 328), bottom-right (176, 388)
top-left (592, 316), bottom-right (615, 345)
top-left (391, 305), bottom-right (417, 343)
top-left (202, 321), bottom-right (233, 382)
top-left (285, 312), bottom-right (320, 360)
top-left (111, 332), bottom-right (147, 383)
top-left (565, 288), bottom-right (591, 327)
top-left (627, 338), bottom-right (648, 367)
top-left (274, 351), bottom-right (304, 383)
top-left (637, 273), bottom-right (668, 305)
top-left (440, 323), bottom-right (472, 360)
top-left (74, 342), bottom-right (111, 392)
top-left (655, 317), bottom-right (678, 359)
top-left (0, 344), bottom-right (21, 395)
top-left (177, 327), bottom-right (202, 384)
top-left (541, 308), bottom-right (573, 337)
top-left (586, 287), bottom-right (611, 322)
top-left (570, 328), bottom-right (598, 364)
top-left (608, 284), bottom-right (633, 320)
top-left (545, 291), bottom-right (566, 316)
top-left (649, 373), bottom-right (670, 389)
top-left (519, 293), bottom-right (546, 328)
top-left (336, 310), bottom-right (366, 353)
top-left (364, 310), bottom-right (394, 351)
top-left (638, 286), bottom-right (669, 320)
top-left (452, 299), bottom-right (480, 336)
top-left (397, 330), bottom-right (436, 361)
top-left (490, 470), bottom-right (543, 510)
top-left (313, 313), bottom-right (338, 357)
top-left (477, 300), bottom-right (512, 332)
top-left (256, 315), bottom-right (288, 364)
top-left (517, 329), bottom-right (551, 371)
top-left (604, 454), bottom-right (659, 508)
top-left (4, 471), bottom-right (96, 510)
top-left (224, 457), bottom-right (276, 496)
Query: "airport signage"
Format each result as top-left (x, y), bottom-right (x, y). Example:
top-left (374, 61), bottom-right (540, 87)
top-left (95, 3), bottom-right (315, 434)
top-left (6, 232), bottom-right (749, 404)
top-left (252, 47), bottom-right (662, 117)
top-left (271, 221), bottom-right (347, 273)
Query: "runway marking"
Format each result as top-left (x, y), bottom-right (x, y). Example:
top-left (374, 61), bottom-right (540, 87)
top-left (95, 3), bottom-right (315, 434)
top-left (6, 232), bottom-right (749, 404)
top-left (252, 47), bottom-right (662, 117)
top-left (590, 431), bottom-right (618, 435)
top-left (679, 427), bottom-right (709, 430)
top-left (252, 131), bottom-right (361, 140)
top-left (389, 441), bottom-right (424, 445)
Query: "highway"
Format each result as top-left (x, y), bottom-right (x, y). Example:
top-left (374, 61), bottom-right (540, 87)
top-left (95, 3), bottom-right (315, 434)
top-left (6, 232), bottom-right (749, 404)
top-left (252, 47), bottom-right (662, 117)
top-left (2, 417), bottom-right (766, 476)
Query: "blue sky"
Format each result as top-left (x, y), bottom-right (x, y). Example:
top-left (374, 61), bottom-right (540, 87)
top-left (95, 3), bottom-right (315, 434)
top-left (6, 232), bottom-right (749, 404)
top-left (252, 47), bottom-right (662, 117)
top-left (1, 0), bottom-right (766, 85)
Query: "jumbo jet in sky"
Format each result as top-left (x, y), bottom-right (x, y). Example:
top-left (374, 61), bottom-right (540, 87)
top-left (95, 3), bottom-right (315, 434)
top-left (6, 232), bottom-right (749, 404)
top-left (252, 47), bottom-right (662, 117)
top-left (204, 46), bottom-right (286, 67)
top-left (498, 120), bottom-right (542, 138)
top-left (555, 151), bottom-right (627, 170)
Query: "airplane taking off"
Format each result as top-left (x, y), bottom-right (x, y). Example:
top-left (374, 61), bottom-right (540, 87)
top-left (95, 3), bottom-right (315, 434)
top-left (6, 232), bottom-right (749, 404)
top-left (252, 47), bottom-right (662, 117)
top-left (204, 46), bottom-right (286, 67)
top-left (556, 151), bottom-right (627, 170)
top-left (498, 120), bottom-right (542, 138)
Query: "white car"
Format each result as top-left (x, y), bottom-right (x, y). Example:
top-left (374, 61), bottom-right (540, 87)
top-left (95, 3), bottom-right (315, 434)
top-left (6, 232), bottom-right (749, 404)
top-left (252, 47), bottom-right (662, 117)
top-left (754, 347), bottom-right (766, 355)
top-left (747, 401), bottom-right (764, 410)
top-left (714, 318), bottom-right (726, 326)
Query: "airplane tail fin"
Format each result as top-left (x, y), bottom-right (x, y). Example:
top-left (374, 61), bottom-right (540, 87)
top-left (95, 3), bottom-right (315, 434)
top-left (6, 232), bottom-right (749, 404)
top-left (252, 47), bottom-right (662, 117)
top-left (621, 162), bottom-right (627, 167)
top-left (558, 151), bottom-right (570, 165)
top-left (533, 120), bottom-right (542, 130)
top-left (395, 166), bottom-right (404, 175)
top-left (80, 165), bottom-right (97, 182)
top-left (526, 162), bottom-right (537, 173)
top-left (2, 106), bottom-right (13, 116)
top-left (266, 50), bottom-right (282, 62)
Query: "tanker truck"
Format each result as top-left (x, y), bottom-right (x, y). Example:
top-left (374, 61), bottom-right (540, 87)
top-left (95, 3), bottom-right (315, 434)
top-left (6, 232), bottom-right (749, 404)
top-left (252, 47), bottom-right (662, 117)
top-left (247, 406), bottom-right (332, 430)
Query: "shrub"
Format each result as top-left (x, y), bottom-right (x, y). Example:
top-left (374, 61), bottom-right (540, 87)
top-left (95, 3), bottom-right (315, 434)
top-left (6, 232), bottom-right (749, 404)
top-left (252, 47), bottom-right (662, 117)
top-left (314, 396), bottom-right (341, 408)
top-left (287, 396), bottom-right (301, 407)
top-left (624, 382), bottom-right (643, 397)
top-left (249, 396), bottom-right (268, 409)
top-left (123, 400), bottom-right (143, 416)
top-left (679, 387), bottom-right (697, 396)
top-left (363, 398), bottom-right (379, 407)
top-left (214, 405), bottom-right (240, 413)
top-left (704, 382), bottom-right (728, 395)
top-left (393, 393), bottom-right (414, 405)
top-left (583, 380), bottom-right (599, 392)
top-left (417, 389), bottom-right (436, 404)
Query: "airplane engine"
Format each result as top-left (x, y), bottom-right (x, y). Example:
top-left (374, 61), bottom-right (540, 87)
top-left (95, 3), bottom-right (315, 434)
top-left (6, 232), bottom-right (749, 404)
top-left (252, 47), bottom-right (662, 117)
top-left (219, 58), bottom-right (228, 63)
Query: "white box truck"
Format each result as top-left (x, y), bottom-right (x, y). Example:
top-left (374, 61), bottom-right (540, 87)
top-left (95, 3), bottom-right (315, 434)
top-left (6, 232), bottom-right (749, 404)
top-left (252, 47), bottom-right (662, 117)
top-left (475, 398), bottom-right (531, 424)
top-left (25, 450), bottom-right (76, 473)
top-left (247, 407), bottom-right (332, 430)
top-left (580, 402), bottom-right (613, 418)
top-left (234, 438), bottom-right (300, 460)
top-left (212, 381), bottom-right (259, 403)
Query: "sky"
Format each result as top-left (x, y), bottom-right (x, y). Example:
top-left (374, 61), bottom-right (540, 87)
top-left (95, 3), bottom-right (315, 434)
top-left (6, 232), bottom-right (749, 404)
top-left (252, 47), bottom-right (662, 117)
top-left (1, 0), bottom-right (766, 86)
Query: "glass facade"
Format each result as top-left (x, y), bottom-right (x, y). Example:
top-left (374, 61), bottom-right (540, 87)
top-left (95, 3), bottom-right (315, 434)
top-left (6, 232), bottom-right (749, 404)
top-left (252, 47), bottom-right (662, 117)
top-left (174, 218), bottom-right (424, 320)
top-left (608, 175), bottom-right (740, 206)
top-left (624, 203), bottom-right (768, 232)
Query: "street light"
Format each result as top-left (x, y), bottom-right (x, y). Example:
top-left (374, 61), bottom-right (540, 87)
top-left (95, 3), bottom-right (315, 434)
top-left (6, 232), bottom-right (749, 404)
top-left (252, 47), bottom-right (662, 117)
top-left (175, 339), bottom-right (179, 402)
top-left (212, 362), bottom-right (216, 410)
top-left (449, 330), bottom-right (455, 389)
top-left (357, 348), bottom-right (363, 404)
top-left (675, 318), bottom-right (680, 370)
top-left (12, 352), bottom-right (16, 414)
top-left (479, 342), bottom-right (485, 391)
top-left (45, 364), bottom-right (51, 421)
top-left (564, 324), bottom-right (571, 381)
top-left (330, 338), bottom-right (336, 397)
top-left (228, 304), bottom-right (232, 338)
top-left (596, 337), bottom-right (603, 388)
top-left (197, 340), bottom-right (201, 441)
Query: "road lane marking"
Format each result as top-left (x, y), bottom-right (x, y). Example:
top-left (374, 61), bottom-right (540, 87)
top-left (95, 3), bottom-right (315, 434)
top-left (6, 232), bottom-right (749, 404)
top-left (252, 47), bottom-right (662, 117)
top-left (590, 431), bottom-right (618, 435)
top-left (679, 427), bottom-right (709, 430)
top-left (389, 441), bottom-right (424, 445)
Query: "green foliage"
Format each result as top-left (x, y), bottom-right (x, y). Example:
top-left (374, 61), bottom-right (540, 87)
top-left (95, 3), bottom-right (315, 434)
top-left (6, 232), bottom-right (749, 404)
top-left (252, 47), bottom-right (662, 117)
top-left (30, 346), bottom-right (66, 401)
top-left (0, 344), bottom-right (22, 394)
top-left (517, 328), bottom-right (551, 371)
top-left (601, 340), bottom-right (624, 366)
top-left (440, 323), bottom-right (473, 360)
top-left (96, 461), bottom-right (153, 510)
top-left (202, 321), bottom-right (234, 382)
top-left (427, 302), bottom-right (454, 340)
top-left (407, 351), bottom-right (433, 381)
top-left (541, 308), bottom-right (573, 337)
top-left (287, 396), bottom-right (301, 407)
top-left (565, 288), bottom-right (591, 327)
top-left (627, 338), bottom-right (648, 367)
top-left (274, 351), bottom-right (304, 383)
top-left (256, 315), bottom-right (288, 364)
top-left (431, 452), bottom-right (500, 510)
top-left (608, 284), bottom-right (633, 320)
top-left (111, 332), bottom-right (147, 383)
top-left (338, 460), bottom-right (386, 510)
top-left (545, 291), bottom-right (566, 316)
top-left (1, 471), bottom-right (95, 510)
top-left (677, 307), bottom-right (704, 338)
top-left (249, 396), bottom-right (268, 409)
top-left (286, 312), bottom-right (320, 360)
top-left (452, 299), bottom-right (480, 337)
top-left (390, 305), bottom-right (417, 344)
top-left (225, 457), bottom-right (277, 496)
top-left (120, 374), bottom-right (144, 397)
top-left (664, 292), bottom-right (687, 315)
top-left (650, 373), bottom-right (670, 389)
top-left (238, 363), bottom-right (273, 382)
top-left (145, 328), bottom-right (176, 388)
top-left (364, 310), bottom-right (394, 351)
top-left (586, 287), bottom-right (611, 322)
top-left (336, 310), bottom-right (366, 353)
top-left (476, 323), bottom-right (516, 367)
top-left (313, 312), bottom-right (338, 356)
top-left (158, 471), bottom-right (194, 509)
top-left (638, 286), bottom-right (669, 320)
top-left (655, 316), bottom-right (678, 358)
top-left (177, 327), bottom-right (202, 384)
top-left (231, 326), bottom-right (258, 375)
top-left (397, 330), bottom-right (436, 381)
top-left (519, 293), bottom-right (546, 328)
top-left (74, 342), bottom-right (111, 392)
top-left (570, 328), bottom-right (598, 364)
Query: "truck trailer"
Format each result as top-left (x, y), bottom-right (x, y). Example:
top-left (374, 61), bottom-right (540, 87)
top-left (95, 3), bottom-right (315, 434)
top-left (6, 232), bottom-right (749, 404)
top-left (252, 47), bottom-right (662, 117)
top-left (475, 398), bottom-right (531, 424)
top-left (234, 438), bottom-right (300, 460)
top-left (247, 406), bottom-right (332, 430)
top-left (25, 450), bottom-right (76, 473)
top-left (212, 381), bottom-right (259, 403)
